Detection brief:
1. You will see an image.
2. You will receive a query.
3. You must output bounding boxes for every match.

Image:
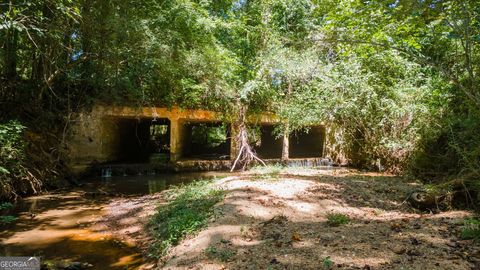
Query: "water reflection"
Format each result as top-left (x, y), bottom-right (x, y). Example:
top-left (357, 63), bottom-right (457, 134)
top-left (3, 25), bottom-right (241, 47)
top-left (85, 171), bottom-right (228, 195)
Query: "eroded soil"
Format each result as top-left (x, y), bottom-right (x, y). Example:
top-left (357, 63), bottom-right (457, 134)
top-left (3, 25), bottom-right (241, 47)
top-left (100, 168), bottom-right (479, 270)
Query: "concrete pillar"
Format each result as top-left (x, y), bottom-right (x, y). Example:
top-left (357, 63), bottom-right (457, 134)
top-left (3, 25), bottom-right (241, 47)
top-left (169, 118), bottom-right (183, 162)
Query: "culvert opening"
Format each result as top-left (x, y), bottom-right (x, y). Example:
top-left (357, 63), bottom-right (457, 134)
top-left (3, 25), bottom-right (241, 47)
top-left (182, 122), bottom-right (230, 160)
top-left (289, 126), bottom-right (325, 158)
top-left (253, 125), bottom-right (283, 159)
top-left (107, 117), bottom-right (170, 163)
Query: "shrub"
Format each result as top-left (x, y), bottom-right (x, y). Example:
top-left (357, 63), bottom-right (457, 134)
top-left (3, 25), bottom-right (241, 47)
top-left (326, 213), bottom-right (350, 227)
top-left (322, 256), bottom-right (334, 269)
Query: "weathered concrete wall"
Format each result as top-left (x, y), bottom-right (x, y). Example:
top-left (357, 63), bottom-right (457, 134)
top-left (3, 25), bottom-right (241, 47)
top-left (68, 105), bottom-right (326, 173)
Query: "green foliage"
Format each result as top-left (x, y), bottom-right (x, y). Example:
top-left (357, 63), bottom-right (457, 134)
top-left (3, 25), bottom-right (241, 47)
top-left (191, 124), bottom-right (228, 148)
top-left (326, 213), bottom-right (350, 227)
top-left (0, 201), bottom-right (15, 225)
top-left (0, 215), bottom-right (17, 225)
top-left (461, 218), bottom-right (480, 240)
top-left (149, 180), bottom-right (224, 258)
top-left (0, 120), bottom-right (38, 199)
top-left (322, 256), bottom-right (334, 269)
top-left (0, 202), bottom-right (13, 210)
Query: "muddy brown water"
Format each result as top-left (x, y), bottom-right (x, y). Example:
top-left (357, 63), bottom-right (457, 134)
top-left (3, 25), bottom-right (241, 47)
top-left (0, 172), bottom-right (227, 269)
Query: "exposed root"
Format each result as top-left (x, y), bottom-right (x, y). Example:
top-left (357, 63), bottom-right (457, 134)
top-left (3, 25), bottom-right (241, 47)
top-left (231, 123), bottom-right (265, 171)
top-left (230, 105), bottom-right (265, 172)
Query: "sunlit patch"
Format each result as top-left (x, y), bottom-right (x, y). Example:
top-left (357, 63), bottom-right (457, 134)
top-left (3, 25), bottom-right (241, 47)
top-left (328, 254), bottom-right (392, 268)
top-left (287, 201), bottom-right (317, 213)
top-left (222, 178), bottom-right (315, 199)
top-left (110, 254), bottom-right (143, 267)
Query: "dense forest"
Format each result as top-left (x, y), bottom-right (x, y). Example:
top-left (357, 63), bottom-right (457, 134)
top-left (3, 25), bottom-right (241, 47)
top-left (1, 0), bottom-right (479, 202)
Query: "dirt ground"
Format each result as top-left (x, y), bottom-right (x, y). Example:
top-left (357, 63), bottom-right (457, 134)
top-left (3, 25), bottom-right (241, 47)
top-left (98, 168), bottom-right (480, 270)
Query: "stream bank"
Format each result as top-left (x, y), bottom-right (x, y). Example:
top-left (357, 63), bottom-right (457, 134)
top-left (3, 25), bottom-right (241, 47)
top-left (0, 172), bottom-right (226, 270)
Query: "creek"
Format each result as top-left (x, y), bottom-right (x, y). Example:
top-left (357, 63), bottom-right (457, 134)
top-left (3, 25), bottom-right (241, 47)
top-left (0, 172), bottom-right (225, 269)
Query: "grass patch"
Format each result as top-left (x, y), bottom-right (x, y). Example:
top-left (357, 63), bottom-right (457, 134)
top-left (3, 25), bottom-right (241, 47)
top-left (148, 180), bottom-right (224, 258)
top-left (250, 164), bottom-right (284, 181)
top-left (326, 213), bottom-right (350, 227)
top-left (461, 217), bottom-right (480, 240)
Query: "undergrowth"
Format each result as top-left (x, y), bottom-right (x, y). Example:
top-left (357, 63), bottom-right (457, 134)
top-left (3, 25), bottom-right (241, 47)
top-left (461, 218), bottom-right (480, 240)
top-left (0, 120), bottom-right (39, 200)
top-left (148, 180), bottom-right (225, 259)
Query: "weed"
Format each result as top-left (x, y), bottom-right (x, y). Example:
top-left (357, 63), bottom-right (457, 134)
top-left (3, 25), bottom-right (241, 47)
top-left (326, 213), bottom-right (350, 227)
top-left (0, 215), bottom-right (17, 224)
top-left (148, 180), bottom-right (224, 258)
top-left (461, 218), bottom-right (480, 240)
top-left (204, 245), bottom-right (236, 262)
top-left (322, 256), bottom-right (334, 269)
top-left (0, 202), bottom-right (13, 210)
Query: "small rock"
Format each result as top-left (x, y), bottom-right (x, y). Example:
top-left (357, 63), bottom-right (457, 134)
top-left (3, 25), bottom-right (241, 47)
top-left (392, 246), bottom-right (406, 254)
top-left (447, 241), bottom-right (459, 248)
top-left (320, 233), bottom-right (336, 242)
top-left (407, 249), bottom-right (422, 256)
top-left (270, 258), bottom-right (279, 264)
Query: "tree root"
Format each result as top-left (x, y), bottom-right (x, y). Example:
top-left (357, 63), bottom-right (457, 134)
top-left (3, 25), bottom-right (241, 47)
top-left (231, 122), bottom-right (265, 171)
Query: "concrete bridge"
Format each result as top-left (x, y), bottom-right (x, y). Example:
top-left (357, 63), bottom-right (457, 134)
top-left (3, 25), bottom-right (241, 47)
top-left (68, 105), bottom-right (326, 173)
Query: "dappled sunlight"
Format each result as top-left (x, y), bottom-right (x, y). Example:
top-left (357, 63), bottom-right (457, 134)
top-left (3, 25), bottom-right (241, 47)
top-left (287, 201), bottom-right (318, 213)
top-left (110, 254), bottom-right (144, 268)
top-left (221, 178), bottom-right (315, 199)
top-left (161, 170), bottom-right (477, 269)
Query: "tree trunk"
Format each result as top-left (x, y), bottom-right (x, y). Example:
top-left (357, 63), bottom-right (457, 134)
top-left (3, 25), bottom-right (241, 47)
top-left (281, 125), bottom-right (289, 162)
top-left (4, 27), bottom-right (18, 80)
top-left (281, 81), bottom-right (293, 163)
